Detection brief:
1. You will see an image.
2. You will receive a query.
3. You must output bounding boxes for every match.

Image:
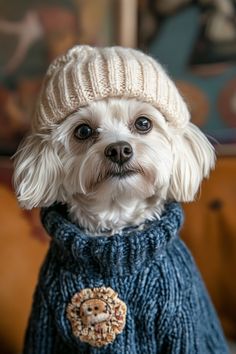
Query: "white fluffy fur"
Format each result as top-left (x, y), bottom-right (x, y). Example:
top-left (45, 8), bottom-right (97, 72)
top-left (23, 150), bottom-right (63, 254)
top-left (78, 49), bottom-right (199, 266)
top-left (13, 98), bottom-right (215, 235)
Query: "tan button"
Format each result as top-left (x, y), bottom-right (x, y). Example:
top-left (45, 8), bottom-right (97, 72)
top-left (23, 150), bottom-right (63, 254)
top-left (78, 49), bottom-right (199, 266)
top-left (67, 287), bottom-right (127, 347)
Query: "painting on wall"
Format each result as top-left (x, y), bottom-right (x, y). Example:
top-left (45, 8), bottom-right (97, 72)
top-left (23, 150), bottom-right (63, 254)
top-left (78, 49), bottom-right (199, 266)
top-left (189, 0), bottom-right (236, 67)
top-left (0, 0), bottom-right (116, 156)
top-left (138, 0), bottom-right (236, 154)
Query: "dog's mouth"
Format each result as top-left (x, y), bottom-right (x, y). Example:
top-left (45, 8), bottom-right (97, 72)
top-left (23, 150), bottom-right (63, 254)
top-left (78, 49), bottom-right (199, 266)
top-left (105, 165), bottom-right (145, 180)
top-left (109, 170), bottom-right (137, 179)
top-left (94, 165), bottom-right (145, 186)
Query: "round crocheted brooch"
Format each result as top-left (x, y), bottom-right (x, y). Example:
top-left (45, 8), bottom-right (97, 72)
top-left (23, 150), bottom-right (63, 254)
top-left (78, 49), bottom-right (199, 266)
top-left (66, 287), bottom-right (127, 347)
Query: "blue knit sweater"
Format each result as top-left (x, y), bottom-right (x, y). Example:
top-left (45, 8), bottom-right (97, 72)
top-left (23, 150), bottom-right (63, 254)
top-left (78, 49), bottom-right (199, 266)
top-left (24, 202), bottom-right (229, 354)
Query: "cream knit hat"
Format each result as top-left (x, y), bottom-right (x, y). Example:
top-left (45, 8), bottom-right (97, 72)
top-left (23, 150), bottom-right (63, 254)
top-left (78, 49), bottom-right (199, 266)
top-left (35, 45), bottom-right (190, 129)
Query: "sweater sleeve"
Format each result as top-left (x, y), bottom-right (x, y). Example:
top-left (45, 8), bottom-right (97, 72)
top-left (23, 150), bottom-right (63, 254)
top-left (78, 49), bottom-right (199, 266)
top-left (23, 286), bottom-right (56, 354)
top-left (161, 306), bottom-right (227, 353)
top-left (161, 305), bottom-right (228, 354)
top-left (160, 281), bottom-right (229, 354)
top-left (160, 240), bottom-right (229, 354)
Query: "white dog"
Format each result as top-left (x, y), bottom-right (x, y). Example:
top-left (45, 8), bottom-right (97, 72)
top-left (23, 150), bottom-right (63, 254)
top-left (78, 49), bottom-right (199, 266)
top-left (13, 46), bottom-right (228, 354)
top-left (14, 97), bottom-right (214, 234)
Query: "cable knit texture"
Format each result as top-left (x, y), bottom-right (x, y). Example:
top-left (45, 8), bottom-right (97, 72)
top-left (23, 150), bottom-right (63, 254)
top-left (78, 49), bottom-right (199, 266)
top-left (34, 45), bottom-right (190, 130)
top-left (23, 203), bottom-right (228, 354)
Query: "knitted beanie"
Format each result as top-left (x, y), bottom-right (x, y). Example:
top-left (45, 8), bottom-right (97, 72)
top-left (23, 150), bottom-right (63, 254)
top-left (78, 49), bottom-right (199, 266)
top-left (35, 45), bottom-right (190, 129)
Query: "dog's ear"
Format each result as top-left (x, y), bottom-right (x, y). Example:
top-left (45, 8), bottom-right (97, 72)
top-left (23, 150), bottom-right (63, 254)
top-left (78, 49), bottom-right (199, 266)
top-left (168, 123), bottom-right (215, 202)
top-left (13, 133), bottom-right (63, 209)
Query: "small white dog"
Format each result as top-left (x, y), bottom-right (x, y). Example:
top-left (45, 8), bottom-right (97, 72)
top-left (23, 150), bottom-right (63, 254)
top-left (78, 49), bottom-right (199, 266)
top-left (14, 97), bottom-right (214, 234)
top-left (13, 46), bottom-right (228, 354)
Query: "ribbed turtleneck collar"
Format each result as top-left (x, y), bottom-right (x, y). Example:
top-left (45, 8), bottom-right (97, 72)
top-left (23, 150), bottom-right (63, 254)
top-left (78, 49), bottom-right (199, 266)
top-left (41, 202), bottom-right (183, 277)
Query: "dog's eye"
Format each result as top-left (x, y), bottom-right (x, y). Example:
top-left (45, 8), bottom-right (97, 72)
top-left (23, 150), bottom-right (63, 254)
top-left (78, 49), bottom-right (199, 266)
top-left (135, 116), bottom-right (152, 133)
top-left (74, 124), bottom-right (93, 140)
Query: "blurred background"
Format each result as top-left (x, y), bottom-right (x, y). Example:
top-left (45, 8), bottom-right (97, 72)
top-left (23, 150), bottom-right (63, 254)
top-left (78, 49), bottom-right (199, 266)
top-left (0, 0), bottom-right (235, 353)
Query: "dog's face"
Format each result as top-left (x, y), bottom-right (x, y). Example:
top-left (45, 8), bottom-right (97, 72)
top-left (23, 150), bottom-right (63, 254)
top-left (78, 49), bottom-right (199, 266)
top-left (55, 98), bottom-right (172, 202)
top-left (14, 98), bottom-right (215, 234)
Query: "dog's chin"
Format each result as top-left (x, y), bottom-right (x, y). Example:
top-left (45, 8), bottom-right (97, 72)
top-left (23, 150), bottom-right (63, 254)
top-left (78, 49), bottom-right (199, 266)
top-left (81, 168), bottom-right (157, 202)
top-left (69, 167), bottom-right (165, 234)
top-left (93, 166), bottom-right (145, 190)
top-left (84, 170), bottom-right (139, 194)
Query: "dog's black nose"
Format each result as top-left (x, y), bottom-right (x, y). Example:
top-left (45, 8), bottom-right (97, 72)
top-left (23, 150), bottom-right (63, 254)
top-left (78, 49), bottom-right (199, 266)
top-left (104, 141), bottom-right (133, 164)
